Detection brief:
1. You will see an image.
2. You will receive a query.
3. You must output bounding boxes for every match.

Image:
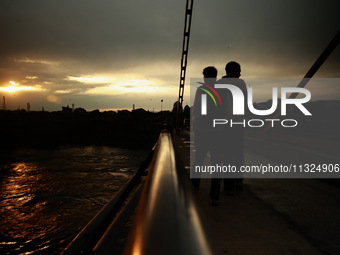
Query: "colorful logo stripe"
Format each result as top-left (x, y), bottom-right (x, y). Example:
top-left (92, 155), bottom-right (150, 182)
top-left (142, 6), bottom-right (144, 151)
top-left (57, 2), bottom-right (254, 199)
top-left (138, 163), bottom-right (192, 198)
top-left (199, 87), bottom-right (217, 106)
top-left (197, 82), bottom-right (223, 106)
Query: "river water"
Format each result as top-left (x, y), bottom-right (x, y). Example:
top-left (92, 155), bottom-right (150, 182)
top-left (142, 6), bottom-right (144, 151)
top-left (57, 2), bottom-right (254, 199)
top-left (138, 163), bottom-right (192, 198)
top-left (0, 146), bottom-right (148, 254)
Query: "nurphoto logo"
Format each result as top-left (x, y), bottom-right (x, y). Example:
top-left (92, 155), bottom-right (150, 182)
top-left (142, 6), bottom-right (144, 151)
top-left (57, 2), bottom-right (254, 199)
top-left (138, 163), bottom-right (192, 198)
top-left (199, 83), bottom-right (312, 128)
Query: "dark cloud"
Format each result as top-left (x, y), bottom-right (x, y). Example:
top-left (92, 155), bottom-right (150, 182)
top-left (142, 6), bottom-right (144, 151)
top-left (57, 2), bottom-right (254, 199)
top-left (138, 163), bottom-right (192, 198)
top-left (0, 0), bottom-right (183, 69)
top-left (189, 0), bottom-right (340, 77)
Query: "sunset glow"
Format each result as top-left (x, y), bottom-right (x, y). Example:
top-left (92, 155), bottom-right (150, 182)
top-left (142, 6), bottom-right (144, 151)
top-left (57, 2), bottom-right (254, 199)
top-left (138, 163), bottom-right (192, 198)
top-left (67, 76), bottom-right (115, 84)
top-left (68, 75), bottom-right (173, 95)
top-left (84, 83), bottom-right (173, 95)
top-left (0, 81), bottom-right (44, 93)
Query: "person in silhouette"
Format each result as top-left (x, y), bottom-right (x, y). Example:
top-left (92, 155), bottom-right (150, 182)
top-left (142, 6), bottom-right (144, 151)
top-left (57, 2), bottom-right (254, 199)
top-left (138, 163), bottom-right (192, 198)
top-left (193, 66), bottom-right (235, 205)
top-left (209, 61), bottom-right (247, 199)
top-left (192, 66), bottom-right (218, 193)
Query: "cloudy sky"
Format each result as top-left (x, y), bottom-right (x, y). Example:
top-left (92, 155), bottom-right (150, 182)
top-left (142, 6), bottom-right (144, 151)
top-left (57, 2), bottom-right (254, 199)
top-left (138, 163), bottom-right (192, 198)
top-left (0, 0), bottom-right (339, 111)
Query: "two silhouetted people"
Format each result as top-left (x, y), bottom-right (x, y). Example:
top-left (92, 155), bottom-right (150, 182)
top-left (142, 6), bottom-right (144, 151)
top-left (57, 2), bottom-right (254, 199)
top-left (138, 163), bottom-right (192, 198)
top-left (193, 62), bottom-right (246, 204)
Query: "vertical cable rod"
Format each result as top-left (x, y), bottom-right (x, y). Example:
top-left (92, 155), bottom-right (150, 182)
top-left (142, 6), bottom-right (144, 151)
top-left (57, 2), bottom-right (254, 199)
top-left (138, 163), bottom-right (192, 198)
top-left (176, 0), bottom-right (194, 133)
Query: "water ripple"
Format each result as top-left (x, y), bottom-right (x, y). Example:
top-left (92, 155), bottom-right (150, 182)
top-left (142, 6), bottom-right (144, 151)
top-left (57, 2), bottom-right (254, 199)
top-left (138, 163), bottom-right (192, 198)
top-left (0, 146), bottom-right (147, 254)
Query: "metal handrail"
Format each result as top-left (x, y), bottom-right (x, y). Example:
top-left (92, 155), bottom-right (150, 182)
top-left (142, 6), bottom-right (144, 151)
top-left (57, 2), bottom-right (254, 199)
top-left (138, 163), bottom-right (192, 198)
top-left (123, 131), bottom-right (214, 255)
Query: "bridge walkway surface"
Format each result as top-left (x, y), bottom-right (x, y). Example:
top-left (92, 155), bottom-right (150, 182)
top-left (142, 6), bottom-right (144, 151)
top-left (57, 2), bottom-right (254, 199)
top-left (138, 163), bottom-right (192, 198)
top-left (172, 130), bottom-right (340, 255)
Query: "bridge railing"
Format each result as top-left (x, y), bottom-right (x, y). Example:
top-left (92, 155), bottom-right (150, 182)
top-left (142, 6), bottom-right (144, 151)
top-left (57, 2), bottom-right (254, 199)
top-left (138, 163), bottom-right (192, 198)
top-left (122, 130), bottom-right (214, 255)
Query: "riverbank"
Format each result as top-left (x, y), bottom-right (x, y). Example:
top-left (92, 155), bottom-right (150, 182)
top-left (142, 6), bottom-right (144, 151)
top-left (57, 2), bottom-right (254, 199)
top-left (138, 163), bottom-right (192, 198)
top-left (0, 109), bottom-right (173, 150)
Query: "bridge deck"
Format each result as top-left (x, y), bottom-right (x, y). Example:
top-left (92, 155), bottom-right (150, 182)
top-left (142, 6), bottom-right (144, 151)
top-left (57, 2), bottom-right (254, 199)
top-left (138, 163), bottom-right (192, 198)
top-left (172, 131), bottom-right (340, 255)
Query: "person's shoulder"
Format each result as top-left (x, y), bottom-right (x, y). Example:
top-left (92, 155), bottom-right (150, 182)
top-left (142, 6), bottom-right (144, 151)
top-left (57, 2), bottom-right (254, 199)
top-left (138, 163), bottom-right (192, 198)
top-left (233, 78), bottom-right (247, 91)
top-left (196, 84), bottom-right (206, 91)
top-left (236, 78), bottom-right (246, 86)
top-left (215, 77), bottom-right (247, 93)
top-left (216, 76), bottom-right (244, 84)
top-left (238, 78), bottom-right (246, 83)
top-left (215, 76), bottom-right (228, 84)
top-left (194, 85), bottom-right (206, 99)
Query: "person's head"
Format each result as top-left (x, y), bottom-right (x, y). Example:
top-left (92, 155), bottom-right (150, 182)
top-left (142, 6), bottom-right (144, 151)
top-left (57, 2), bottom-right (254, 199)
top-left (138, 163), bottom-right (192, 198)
top-left (225, 61), bottom-right (241, 78)
top-left (203, 66), bottom-right (217, 78)
top-left (203, 66), bottom-right (217, 85)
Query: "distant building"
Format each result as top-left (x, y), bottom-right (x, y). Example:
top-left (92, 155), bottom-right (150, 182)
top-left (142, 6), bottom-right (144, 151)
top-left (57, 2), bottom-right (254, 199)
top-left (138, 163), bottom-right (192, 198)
top-left (74, 107), bottom-right (86, 113)
top-left (2, 96), bottom-right (6, 111)
top-left (183, 104), bottom-right (190, 118)
top-left (62, 105), bottom-right (72, 112)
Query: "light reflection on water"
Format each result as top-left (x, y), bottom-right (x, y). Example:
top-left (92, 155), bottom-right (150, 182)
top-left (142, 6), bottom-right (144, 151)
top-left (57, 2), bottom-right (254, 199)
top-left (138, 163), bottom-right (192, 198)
top-left (0, 146), bottom-right (147, 254)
